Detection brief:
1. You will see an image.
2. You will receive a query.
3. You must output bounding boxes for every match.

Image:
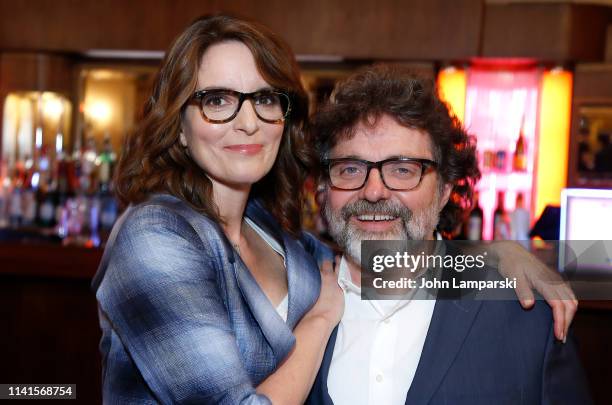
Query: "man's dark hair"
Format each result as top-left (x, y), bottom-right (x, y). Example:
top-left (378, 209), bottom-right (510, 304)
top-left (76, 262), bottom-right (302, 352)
top-left (312, 64), bottom-right (481, 235)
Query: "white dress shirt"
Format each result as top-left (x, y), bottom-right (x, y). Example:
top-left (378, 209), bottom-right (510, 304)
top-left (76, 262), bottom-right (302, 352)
top-left (327, 245), bottom-right (439, 405)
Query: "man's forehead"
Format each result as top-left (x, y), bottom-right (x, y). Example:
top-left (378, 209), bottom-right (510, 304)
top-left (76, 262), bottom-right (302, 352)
top-left (330, 115), bottom-right (433, 159)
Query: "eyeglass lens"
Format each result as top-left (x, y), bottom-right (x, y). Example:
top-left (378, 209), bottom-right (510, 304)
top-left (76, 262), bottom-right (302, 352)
top-left (329, 160), bottom-right (425, 190)
top-left (200, 90), bottom-right (289, 122)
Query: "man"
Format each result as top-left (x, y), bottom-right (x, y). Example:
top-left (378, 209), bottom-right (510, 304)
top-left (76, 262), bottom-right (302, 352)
top-left (306, 65), bottom-right (591, 405)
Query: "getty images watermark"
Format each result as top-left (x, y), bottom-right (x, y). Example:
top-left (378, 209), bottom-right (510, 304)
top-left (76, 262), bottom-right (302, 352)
top-left (360, 240), bottom-right (612, 301)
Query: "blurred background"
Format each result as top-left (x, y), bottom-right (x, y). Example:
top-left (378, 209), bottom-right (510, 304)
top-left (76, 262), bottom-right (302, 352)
top-left (0, 0), bottom-right (611, 403)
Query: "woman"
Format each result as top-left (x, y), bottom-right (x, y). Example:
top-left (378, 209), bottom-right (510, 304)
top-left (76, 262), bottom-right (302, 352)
top-left (92, 13), bottom-right (576, 405)
top-left (92, 14), bottom-right (342, 404)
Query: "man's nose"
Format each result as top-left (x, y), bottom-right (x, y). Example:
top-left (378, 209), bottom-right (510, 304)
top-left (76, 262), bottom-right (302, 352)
top-left (359, 168), bottom-right (391, 202)
top-left (232, 99), bottom-right (259, 135)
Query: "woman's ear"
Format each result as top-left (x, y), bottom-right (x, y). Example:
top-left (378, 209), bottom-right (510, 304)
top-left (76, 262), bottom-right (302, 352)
top-left (179, 131), bottom-right (188, 147)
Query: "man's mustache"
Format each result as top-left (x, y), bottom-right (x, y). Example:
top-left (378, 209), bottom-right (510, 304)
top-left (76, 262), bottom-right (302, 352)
top-left (340, 200), bottom-right (413, 223)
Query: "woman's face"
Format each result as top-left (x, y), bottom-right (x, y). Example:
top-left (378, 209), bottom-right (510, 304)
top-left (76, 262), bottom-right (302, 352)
top-left (180, 40), bottom-right (285, 189)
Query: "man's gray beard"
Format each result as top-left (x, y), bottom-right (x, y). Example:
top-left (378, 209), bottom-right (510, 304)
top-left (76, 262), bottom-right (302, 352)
top-left (323, 198), bottom-right (441, 264)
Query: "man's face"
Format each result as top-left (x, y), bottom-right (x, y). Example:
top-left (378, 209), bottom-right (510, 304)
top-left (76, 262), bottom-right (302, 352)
top-left (323, 114), bottom-right (452, 262)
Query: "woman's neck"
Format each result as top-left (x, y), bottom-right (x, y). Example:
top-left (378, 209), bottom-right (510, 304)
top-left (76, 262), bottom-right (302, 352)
top-left (211, 179), bottom-right (251, 245)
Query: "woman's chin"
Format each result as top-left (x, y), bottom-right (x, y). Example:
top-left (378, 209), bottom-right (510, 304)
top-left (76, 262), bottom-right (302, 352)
top-left (203, 158), bottom-right (277, 189)
top-left (213, 171), bottom-right (270, 189)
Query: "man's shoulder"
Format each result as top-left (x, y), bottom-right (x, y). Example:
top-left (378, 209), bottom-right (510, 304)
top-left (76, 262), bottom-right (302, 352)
top-left (472, 299), bottom-right (553, 337)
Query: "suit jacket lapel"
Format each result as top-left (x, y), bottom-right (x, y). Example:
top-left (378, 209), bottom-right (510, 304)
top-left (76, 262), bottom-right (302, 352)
top-left (307, 326), bottom-right (339, 405)
top-left (404, 296), bottom-right (482, 404)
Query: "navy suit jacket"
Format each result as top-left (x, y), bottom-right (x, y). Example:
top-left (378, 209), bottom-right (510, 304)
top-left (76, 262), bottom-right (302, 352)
top-left (307, 290), bottom-right (592, 404)
top-left (92, 194), bottom-right (332, 404)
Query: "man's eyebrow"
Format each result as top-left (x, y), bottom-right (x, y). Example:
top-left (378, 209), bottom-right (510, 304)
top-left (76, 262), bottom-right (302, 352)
top-left (329, 154), bottom-right (432, 161)
top-left (394, 154), bottom-right (434, 160)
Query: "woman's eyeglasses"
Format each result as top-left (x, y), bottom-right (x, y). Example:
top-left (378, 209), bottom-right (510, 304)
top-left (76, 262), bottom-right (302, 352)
top-left (190, 89), bottom-right (291, 124)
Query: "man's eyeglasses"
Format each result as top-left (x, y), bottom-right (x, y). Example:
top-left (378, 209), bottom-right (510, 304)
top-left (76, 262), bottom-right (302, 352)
top-left (322, 157), bottom-right (438, 191)
top-left (190, 89), bottom-right (291, 124)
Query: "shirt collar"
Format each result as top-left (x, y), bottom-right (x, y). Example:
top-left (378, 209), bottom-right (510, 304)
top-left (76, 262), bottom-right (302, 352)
top-left (337, 255), bottom-right (361, 295)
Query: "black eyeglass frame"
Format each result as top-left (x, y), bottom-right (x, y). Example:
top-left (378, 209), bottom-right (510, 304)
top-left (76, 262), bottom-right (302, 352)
top-left (321, 157), bottom-right (438, 191)
top-left (190, 89), bottom-right (292, 124)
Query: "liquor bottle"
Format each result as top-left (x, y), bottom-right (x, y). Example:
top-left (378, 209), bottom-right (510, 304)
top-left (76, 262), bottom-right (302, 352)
top-left (37, 147), bottom-right (57, 228)
top-left (21, 155), bottom-right (38, 226)
top-left (513, 119), bottom-right (527, 171)
top-left (54, 150), bottom-right (72, 238)
top-left (38, 177), bottom-right (58, 229)
top-left (81, 136), bottom-right (98, 194)
top-left (98, 132), bottom-right (116, 194)
top-left (0, 174), bottom-right (10, 229)
top-left (495, 150), bottom-right (507, 171)
top-left (510, 193), bottom-right (530, 242)
top-left (34, 146), bottom-right (50, 226)
top-left (95, 136), bottom-right (117, 239)
top-left (493, 191), bottom-right (510, 240)
top-left (8, 167), bottom-right (24, 228)
top-left (0, 158), bottom-right (8, 228)
top-left (38, 145), bottom-right (51, 185)
top-left (467, 192), bottom-right (484, 241)
top-left (71, 132), bottom-right (83, 194)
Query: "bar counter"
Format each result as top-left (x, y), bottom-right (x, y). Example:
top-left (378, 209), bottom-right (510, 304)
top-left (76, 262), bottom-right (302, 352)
top-left (0, 242), bottom-right (103, 403)
top-left (1, 242), bottom-right (611, 404)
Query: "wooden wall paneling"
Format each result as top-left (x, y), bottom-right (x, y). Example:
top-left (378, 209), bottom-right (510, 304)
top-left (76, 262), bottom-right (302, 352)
top-left (568, 4), bottom-right (612, 62)
top-left (482, 3), bottom-right (572, 60)
top-left (574, 64), bottom-right (612, 99)
top-left (482, 3), bottom-right (612, 62)
top-left (0, 52), bottom-right (74, 95)
top-left (0, 0), bottom-right (206, 54)
top-left (0, 0), bottom-right (484, 60)
top-left (223, 0), bottom-right (484, 60)
top-left (0, 276), bottom-right (102, 403)
top-left (605, 25), bottom-right (612, 62)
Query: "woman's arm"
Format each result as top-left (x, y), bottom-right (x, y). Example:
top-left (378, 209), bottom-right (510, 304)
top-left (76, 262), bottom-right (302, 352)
top-left (257, 259), bottom-right (343, 404)
top-left (97, 207), bottom-right (273, 404)
top-left (98, 207), bottom-right (342, 404)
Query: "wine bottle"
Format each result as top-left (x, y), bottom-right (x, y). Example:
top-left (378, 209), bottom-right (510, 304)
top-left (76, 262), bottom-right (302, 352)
top-left (467, 192), bottom-right (483, 240)
top-left (510, 193), bottom-right (530, 241)
top-left (513, 118), bottom-right (527, 171)
top-left (493, 191), bottom-right (510, 240)
top-left (21, 155), bottom-right (38, 226)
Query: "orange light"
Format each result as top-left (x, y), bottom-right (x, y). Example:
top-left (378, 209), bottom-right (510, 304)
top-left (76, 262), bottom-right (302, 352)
top-left (535, 68), bottom-right (573, 219)
top-left (437, 66), bottom-right (466, 124)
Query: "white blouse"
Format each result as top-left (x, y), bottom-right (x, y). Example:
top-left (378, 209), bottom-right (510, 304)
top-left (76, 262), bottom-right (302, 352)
top-left (244, 217), bottom-right (288, 322)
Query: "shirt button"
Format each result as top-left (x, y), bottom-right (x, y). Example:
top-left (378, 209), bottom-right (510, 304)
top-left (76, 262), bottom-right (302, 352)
top-left (376, 374), bottom-right (383, 383)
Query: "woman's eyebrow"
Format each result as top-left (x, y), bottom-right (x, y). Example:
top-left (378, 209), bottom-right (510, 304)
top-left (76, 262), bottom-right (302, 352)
top-left (197, 86), bottom-right (276, 93)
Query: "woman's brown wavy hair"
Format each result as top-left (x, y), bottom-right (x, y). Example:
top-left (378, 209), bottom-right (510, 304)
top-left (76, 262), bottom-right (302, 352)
top-left (115, 14), bottom-right (312, 236)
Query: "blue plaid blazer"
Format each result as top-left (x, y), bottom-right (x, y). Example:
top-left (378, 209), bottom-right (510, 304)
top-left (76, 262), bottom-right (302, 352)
top-left (92, 194), bottom-right (331, 404)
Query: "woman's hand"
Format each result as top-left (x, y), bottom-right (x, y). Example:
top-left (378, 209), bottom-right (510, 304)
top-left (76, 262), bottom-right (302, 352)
top-left (303, 258), bottom-right (344, 330)
top-left (257, 258), bottom-right (344, 404)
top-left (494, 241), bottom-right (578, 342)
